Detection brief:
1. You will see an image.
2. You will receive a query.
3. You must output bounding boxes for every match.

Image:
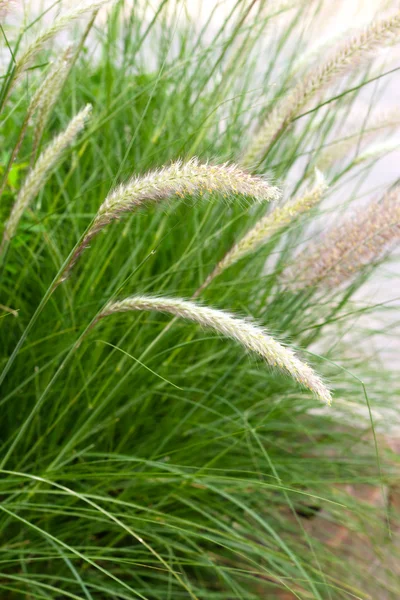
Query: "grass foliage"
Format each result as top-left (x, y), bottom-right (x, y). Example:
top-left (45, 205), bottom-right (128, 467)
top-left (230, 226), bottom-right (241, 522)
top-left (1, 1), bottom-right (400, 598)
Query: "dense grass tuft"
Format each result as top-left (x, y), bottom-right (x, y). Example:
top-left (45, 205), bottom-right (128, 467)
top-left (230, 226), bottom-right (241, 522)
top-left (1, 2), bottom-right (399, 598)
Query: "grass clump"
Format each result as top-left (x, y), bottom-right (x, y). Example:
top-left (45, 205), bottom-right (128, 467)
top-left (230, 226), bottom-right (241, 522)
top-left (0, 2), bottom-right (399, 599)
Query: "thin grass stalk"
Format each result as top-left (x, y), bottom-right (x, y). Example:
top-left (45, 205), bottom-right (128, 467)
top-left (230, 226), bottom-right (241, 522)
top-left (241, 11), bottom-right (400, 168)
top-left (0, 28), bottom-right (22, 116)
top-left (14, 0), bottom-right (111, 77)
top-left (185, 0), bottom-right (260, 156)
top-left (0, 202), bottom-right (101, 390)
top-left (1, 472), bottom-right (201, 600)
top-left (195, 170), bottom-right (327, 296)
top-left (60, 158), bottom-right (280, 281)
top-left (328, 140), bottom-right (400, 187)
top-left (0, 304), bottom-right (100, 469)
top-left (96, 295), bottom-right (332, 404)
top-left (351, 140), bottom-right (400, 166)
top-left (0, 304), bottom-right (18, 317)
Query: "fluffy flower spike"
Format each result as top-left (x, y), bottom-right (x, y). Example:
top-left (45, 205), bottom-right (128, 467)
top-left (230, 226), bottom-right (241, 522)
top-left (62, 158), bottom-right (280, 280)
top-left (1, 105), bottom-right (91, 254)
top-left (195, 170), bottom-right (327, 296)
top-left (284, 188), bottom-right (400, 289)
top-left (242, 11), bottom-right (400, 167)
top-left (97, 295), bottom-right (332, 405)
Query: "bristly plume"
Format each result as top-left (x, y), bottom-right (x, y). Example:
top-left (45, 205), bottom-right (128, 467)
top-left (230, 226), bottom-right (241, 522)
top-left (97, 295), bottom-right (332, 405)
top-left (26, 49), bottom-right (71, 119)
top-left (30, 47), bottom-right (74, 161)
top-left (0, 50), bottom-right (74, 202)
top-left (241, 11), bottom-right (400, 168)
top-left (12, 1), bottom-right (112, 85)
top-left (194, 170), bottom-right (327, 297)
top-left (0, 105), bottom-right (92, 255)
top-left (283, 188), bottom-right (400, 289)
top-left (61, 158), bottom-right (280, 281)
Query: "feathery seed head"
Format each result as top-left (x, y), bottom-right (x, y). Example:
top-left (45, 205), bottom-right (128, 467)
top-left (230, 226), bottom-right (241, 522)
top-left (242, 10), bottom-right (400, 168)
top-left (195, 170), bottom-right (327, 295)
top-left (99, 158), bottom-right (279, 218)
top-left (1, 104), bottom-right (91, 250)
top-left (13, 1), bottom-right (113, 84)
top-left (61, 158), bottom-right (280, 280)
top-left (30, 47), bottom-right (75, 162)
top-left (283, 188), bottom-right (400, 289)
top-left (98, 295), bottom-right (332, 405)
top-left (28, 47), bottom-right (73, 123)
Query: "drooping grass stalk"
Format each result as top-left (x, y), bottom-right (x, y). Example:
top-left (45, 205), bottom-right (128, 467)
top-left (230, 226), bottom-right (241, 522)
top-left (284, 187), bottom-right (400, 289)
top-left (0, 472), bottom-right (200, 600)
top-left (61, 158), bottom-right (280, 281)
top-left (242, 10), bottom-right (400, 168)
top-left (0, 158), bottom-right (278, 389)
top-left (96, 295), bottom-right (332, 404)
top-left (0, 104), bottom-right (91, 258)
top-left (195, 170), bottom-right (327, 296)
